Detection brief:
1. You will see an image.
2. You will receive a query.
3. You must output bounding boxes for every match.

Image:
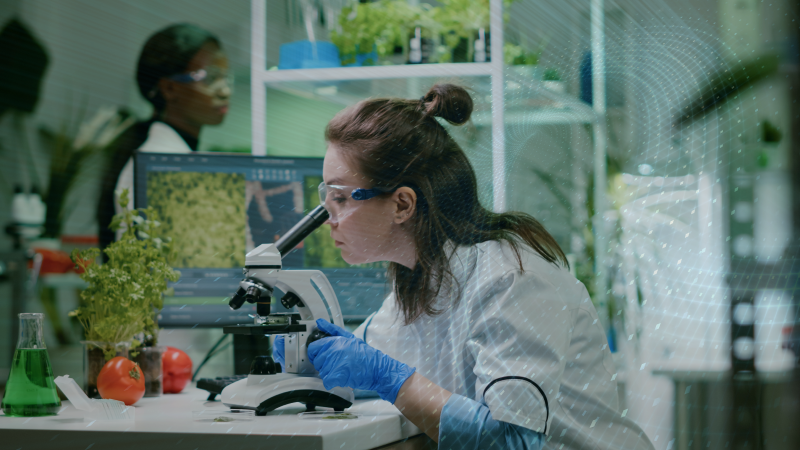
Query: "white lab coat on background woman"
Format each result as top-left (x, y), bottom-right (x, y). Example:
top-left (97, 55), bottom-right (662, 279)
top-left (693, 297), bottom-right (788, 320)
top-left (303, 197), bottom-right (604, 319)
top-left (114, 121), bottom-right (194, 213)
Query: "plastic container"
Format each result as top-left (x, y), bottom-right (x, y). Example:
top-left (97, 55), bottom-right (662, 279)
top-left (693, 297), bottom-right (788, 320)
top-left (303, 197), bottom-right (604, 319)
top-left (278, 41), bottom-right (341, 70)
top-left (133, 346), bottom-right (165, 397)
top-left (192, 409), bottom-right (255, 422)
top-left (54, 375), bottom-right (134, 421)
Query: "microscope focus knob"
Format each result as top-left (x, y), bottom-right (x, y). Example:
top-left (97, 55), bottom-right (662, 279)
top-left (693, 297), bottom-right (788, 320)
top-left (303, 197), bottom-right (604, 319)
top-left (250, 356), bottom-right (281, 375)
top-left (306, 329), bottom-right (330, 348)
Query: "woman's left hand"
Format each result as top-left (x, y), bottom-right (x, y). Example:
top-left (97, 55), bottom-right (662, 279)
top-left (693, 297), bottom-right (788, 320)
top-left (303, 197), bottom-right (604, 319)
top-left (308, 319), bottom-right (415, 403)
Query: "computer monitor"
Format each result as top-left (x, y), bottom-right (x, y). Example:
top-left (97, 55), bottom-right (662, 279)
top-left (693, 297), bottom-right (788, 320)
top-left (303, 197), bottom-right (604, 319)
top-left (133, 152), bottom-right (388, 327)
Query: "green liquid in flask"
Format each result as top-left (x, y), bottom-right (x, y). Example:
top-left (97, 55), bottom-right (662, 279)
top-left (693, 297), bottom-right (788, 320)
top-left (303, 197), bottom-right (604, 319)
top-left (1, 348), bottom-right (61, 417)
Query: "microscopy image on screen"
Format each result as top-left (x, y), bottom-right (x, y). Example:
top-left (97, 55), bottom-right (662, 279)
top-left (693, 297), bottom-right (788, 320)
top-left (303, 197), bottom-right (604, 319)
top-left (147, 171), bottom-right (246, 268)
top-left (245, 180), bottom-right (307, 267)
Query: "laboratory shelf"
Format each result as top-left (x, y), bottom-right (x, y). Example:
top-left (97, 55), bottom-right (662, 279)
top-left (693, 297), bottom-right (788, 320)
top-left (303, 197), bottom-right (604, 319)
top-left (257, 62), bottom-right (493, 84)
top-left (263, 70), bottom-right (596, 128)
top-left (473, 103), bottom-right (596, 127)
top-left (263, 74), bottom-right (491, 108)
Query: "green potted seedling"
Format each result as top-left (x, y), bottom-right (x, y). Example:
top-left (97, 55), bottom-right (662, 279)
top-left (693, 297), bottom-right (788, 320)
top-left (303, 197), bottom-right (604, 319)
top-left (70, 189), bottom-right (179, 398)
top-left (543, 68), bottom-right (566, 94)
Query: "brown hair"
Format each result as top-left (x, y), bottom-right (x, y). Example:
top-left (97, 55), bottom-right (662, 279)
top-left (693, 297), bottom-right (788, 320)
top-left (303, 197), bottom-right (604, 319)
top-left (325, 83), bottom-right (568, 325)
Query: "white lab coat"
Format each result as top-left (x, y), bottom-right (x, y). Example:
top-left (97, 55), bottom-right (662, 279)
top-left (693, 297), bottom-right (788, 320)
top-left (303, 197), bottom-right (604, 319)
top-left (114, 121), bottom-right (194, 213)
top-left (354, 240), bottom-right (654, 450)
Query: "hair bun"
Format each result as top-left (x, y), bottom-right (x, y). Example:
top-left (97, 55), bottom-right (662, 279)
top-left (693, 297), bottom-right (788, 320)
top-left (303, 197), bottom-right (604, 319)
top-left (422, 84), bottom-right (473, 125)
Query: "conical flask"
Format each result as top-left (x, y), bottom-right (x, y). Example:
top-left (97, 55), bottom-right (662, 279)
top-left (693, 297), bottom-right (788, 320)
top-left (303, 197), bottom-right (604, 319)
top-left (1, 313), bottom-right (61, 417)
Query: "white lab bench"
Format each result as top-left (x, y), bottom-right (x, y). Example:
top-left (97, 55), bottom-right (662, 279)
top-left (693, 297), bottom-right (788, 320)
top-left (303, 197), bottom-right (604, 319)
top-left (0, 387), bottom-right (432, 450)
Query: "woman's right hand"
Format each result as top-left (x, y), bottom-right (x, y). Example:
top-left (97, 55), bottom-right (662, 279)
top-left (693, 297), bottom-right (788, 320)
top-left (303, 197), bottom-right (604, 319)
top-left (273, 335), bottom-right (285, 371)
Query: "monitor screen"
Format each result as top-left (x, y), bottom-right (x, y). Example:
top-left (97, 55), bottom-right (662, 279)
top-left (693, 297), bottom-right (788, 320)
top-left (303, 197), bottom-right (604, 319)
top-left (134, 152), bottom-right (388, 327)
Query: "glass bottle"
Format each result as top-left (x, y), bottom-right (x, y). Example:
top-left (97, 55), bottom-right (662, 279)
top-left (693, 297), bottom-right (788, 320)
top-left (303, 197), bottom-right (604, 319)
top-left (1, 313), bottom-right (61, 417)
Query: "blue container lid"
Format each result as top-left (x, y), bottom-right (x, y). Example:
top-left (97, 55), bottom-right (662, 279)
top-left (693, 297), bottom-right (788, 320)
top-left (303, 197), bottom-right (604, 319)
top-left (279, 41), bottom-right (341, 70)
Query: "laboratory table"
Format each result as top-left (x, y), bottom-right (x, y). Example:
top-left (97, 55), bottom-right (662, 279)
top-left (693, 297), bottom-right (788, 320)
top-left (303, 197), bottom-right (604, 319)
top-left (0, 387), bottom-right (432, 450)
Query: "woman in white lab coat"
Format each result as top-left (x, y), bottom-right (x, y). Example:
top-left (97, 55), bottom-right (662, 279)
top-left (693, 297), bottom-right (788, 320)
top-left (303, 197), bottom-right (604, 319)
top-left (276, 83), bottom-right (655, 449)
top-left (97, 24), bottom-right (231, 250)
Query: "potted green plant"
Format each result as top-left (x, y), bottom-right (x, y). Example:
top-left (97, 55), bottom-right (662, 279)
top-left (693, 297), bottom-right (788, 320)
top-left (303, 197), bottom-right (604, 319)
top-left (542, 68), bottom-right (566, 94)
top-left (503, 42), bottom-right (540, 66)
top-left (757, 119), bottom-right (783, 169)
top-left (331, 1), bottom-right (396, 66)
top-left (503, 35), bottom-right (549, 80)
top-left (394, 2), bottom-right (448, 64)
top-left (70, 189), bottom-right (179, 397)
top-left (331, 0), bottom-right (449, 66)
top-left (437, 0), bottom-right (490, 63)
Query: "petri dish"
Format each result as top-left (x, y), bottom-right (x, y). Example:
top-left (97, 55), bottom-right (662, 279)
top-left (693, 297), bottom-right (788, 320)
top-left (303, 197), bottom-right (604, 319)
top-left (192, 409), bottom-right (255, 422)
top-left (297, 411), bottom-right (360, 420)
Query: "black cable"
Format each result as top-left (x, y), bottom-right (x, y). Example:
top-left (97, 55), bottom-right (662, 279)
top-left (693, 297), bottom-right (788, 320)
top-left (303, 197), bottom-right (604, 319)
top-left (192, 333), bottom-right (230, 381)
top-left (207, 342), bottom-right (232, 360)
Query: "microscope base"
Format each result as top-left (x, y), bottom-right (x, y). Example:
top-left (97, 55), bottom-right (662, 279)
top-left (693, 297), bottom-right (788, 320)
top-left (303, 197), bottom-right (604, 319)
top-left (221, 373), bottom-right (354, 415)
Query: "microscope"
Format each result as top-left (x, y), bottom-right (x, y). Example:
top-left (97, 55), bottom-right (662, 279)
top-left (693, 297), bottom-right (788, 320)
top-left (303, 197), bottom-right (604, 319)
top-left (220, 205), bottom-right (354, 415)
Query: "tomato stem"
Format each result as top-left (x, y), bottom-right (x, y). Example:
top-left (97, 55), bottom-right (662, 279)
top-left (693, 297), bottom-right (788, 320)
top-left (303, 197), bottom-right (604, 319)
top-left (129, 363), bottom-right (141, 380)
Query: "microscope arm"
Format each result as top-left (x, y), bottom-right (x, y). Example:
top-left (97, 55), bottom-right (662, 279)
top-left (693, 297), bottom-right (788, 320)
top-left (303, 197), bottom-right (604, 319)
top-left (273, 270), bottom-right (345, 328)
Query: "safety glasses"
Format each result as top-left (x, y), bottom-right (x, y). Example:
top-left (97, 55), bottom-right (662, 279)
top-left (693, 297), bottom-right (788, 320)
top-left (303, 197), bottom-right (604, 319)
top-left (170, 66), bottom-right (234, 94)
top-left (318, 182), bottom-right (386, 223)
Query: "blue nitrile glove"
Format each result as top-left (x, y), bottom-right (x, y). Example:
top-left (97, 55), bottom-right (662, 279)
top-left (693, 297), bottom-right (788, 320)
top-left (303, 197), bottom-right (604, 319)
top-left (273, 335), bottom-right (285, 371)
top-left (308, 319), bottom-right (415, 403)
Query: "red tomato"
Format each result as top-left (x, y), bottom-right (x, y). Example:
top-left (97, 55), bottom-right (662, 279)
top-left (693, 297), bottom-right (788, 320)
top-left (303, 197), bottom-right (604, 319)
top-left (163, 346), bottom-right (193, 394)
top-left (97, 357), bottom-right (145, 405)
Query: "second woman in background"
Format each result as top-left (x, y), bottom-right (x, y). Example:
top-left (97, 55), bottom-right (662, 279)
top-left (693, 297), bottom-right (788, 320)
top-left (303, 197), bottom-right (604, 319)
top-left (97, 23), bottom-right (231, 250)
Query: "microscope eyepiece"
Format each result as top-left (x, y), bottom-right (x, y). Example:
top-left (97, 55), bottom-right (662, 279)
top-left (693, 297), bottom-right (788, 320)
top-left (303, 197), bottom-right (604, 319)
top-left (275, 205), bottom-right (329, 258)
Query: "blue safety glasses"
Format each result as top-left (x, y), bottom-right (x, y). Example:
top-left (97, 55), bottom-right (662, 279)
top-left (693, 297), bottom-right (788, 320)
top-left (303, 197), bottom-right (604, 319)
top-left (318, 182), bottom-right (387, 223)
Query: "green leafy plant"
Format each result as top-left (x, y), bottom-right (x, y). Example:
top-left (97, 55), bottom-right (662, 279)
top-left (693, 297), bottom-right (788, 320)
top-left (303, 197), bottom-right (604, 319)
top-left (331, 0), bottom-right (445, 65)
top-left (330, 0), bottom-right (521, 66)
top-left (436, 0), bottom-right (518, 62)
top-left (70, 189), bottom-right (180, 359)
top-left (437, 0), bottom-right (490, 62)
top-left (543, 68), bottom-right (561, 81)
top-left (503, 42), bottom-right (540, 66)
top-left (332, 1), bottom-right (398, 65)
top-left (761, 119), bottom-right (782, 143)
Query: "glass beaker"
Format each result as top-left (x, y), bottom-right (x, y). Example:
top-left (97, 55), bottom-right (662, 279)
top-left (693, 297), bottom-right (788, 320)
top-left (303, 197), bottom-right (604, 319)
top-left (133, 346), bottom-right (165, 397)
top-left (82, 341), bottom-right (130, 398)
top-left (1, 313), bottom-right (61, 417)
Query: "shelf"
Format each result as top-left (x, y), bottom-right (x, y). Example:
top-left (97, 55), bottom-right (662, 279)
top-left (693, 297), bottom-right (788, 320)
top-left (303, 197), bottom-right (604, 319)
top-left (264, 75), bottom-right (492, 109)
top-left (261, 70), bottom-right (596, 127)
top-left (256, 63), bottom-right (493, 84)
top-left (473, 107), bottom-right (596, 126)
